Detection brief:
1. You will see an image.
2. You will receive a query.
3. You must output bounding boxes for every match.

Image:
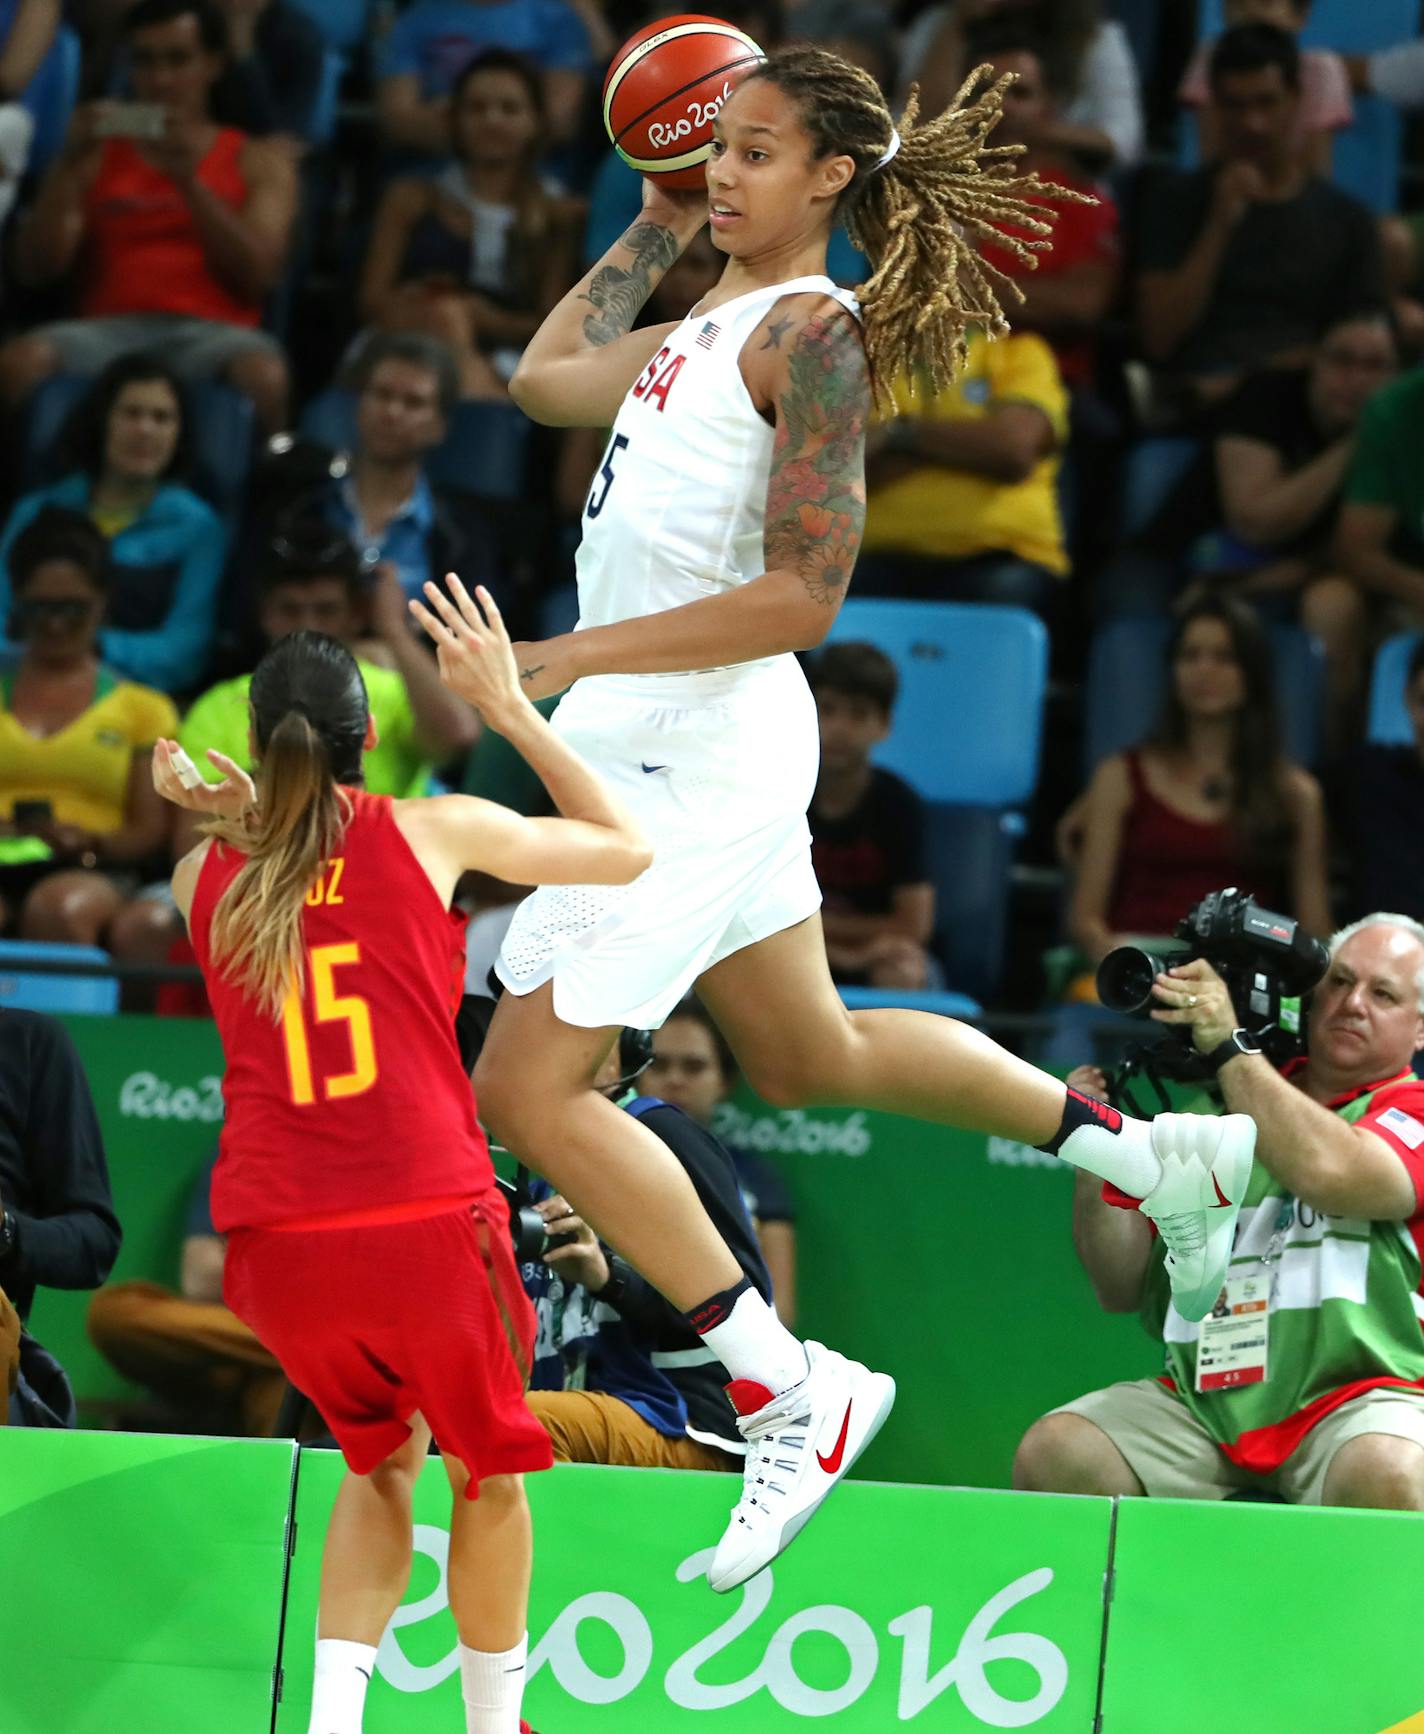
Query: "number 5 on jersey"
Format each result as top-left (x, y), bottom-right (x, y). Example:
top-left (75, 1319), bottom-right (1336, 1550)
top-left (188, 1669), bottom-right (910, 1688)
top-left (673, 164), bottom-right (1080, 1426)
top-left (587, 432), bottom-right (629, 519)
top-left (282, 942), bottom-right (378, 1106)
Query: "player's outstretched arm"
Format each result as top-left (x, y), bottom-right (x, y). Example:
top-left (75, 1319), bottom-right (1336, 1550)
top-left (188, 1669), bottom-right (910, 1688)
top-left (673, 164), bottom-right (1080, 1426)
top-left (510, 180), bottom-right (704, 427)
top-left (504, 302), bottom-right (869, 694)
top-left (409, 577), bottom-right (652, 888)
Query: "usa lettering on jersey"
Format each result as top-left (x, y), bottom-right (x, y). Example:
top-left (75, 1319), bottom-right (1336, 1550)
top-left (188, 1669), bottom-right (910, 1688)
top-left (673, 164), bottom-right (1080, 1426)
top-left (631, 346), bottom-right (687, 413)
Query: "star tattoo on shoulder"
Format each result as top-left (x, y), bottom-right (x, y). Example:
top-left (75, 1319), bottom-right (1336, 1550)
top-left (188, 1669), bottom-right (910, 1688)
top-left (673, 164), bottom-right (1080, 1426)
top-left (760, 315), bottom-right (794, 351)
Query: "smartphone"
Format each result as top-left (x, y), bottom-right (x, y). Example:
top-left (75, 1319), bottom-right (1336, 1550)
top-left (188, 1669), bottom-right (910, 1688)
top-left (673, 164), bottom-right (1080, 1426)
top-left (92, 103), bottom-right (167, 142)
top-left (13, 799), bottom-right (52, 827)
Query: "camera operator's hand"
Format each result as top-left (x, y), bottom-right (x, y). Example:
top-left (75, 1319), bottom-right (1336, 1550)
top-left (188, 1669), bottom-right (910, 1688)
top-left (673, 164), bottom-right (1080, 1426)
top-left (1150, 957), bottom-right (1238, 1053)
top-left (537, 1194), bottom-right (611, 1294)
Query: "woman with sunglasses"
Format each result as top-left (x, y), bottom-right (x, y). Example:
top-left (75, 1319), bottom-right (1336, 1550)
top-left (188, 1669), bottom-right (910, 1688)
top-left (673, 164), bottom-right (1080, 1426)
top-left (0, 352), bottom-right (225, 696)
top-left (0, 505), bottom-right (173, 942)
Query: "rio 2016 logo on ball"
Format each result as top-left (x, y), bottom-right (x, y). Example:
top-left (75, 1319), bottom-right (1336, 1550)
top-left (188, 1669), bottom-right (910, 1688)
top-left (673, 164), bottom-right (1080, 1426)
top-left (603, 14), bottom-right (765, 190)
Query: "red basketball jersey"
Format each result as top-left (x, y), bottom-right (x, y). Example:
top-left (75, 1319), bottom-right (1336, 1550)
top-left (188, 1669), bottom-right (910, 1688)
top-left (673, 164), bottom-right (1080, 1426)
top-left (190, 789), bottom-right (491, 1232)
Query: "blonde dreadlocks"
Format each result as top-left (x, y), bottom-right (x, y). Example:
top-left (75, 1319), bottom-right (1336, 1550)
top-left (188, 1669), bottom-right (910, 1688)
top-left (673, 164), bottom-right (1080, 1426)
top-left (745, 46), bottom-right (1093, 400)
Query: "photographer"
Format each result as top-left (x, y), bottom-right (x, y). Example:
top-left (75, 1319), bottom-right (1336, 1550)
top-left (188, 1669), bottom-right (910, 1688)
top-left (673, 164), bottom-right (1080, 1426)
top-left (517, 1032), bottom-right (772, 1473)
top-left (1016, 912), bottom-right (1424, 1509)
top-left (1, 1008), bottom-right (122, 1425)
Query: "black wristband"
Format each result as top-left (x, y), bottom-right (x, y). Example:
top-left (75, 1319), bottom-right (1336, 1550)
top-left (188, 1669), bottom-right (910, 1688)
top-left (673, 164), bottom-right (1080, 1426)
top-left (1204, 1029), bottom-right (1262, 1075)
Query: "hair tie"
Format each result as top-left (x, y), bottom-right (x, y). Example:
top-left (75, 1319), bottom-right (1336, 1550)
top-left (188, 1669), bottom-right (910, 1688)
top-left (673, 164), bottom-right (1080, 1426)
top-left (874, 128), bottom-right (901, 173)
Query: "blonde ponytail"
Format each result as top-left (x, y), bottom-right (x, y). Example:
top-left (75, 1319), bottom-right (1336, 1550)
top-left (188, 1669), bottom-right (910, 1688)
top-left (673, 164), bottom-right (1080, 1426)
top-left (206, 710), bottom-right (352, 1020)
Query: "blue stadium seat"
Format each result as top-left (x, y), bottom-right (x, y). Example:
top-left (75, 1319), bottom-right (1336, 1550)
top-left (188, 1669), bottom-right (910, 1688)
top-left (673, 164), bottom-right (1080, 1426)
top-left (925, 804), bottom-right (1024, 1006)
top-left (300, 391), bottom-right (532, 501)
top-left (539, 581), bottom-right (579, 640)
top-left (1366, 632), bottom-right (1420, 746)
top-left (827, 600), bottom-right (1049, 807)
top-left (424, 400), bottom-right (531, 501)
top-left (838, 985), bottom-right (983, 1021)
top-left (286, 0), bottom-right (370, 54)
top-left (1185, 0), bottom-right (1417, 211)
top-left (1121, 437), bottom-right (1200, 542)
top-left (1084, 617), bottom-right (1326, 771)
top-left (0, 941), bottom-right (118, 1015)
top-left (298, 384), bottom-right (357, 451)
top-left (23, 23), bottom-right (80, 180)
top-left (22, 374), bottom-right (254, 522)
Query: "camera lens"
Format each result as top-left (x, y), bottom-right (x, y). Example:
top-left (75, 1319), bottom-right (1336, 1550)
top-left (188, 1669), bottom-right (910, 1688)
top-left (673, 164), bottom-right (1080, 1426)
top-left (1096, 945), bottom-right (1175, 1014)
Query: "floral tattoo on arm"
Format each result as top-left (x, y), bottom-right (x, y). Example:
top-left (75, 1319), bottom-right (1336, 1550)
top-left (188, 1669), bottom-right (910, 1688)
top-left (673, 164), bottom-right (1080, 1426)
top-left (763, 311), bottom-right (870, 607)
top-left (579, 222), bottom-right (680, 347)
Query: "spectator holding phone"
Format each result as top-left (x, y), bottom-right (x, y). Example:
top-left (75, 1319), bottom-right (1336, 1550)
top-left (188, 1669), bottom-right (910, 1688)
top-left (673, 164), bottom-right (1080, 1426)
top-left (0, 506), bottom-right (175, 944)
top-left (0, 354), bottom-right (226, 695)
top-left (1, 0), bottom-right (297, 433)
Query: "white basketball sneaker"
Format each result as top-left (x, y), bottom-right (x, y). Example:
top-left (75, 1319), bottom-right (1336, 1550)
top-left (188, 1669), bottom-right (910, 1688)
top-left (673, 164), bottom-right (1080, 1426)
top-left (708, 1342), bottom-right (896, 1595)
top-left (1139, 1112), bottom-right (1256, 1322)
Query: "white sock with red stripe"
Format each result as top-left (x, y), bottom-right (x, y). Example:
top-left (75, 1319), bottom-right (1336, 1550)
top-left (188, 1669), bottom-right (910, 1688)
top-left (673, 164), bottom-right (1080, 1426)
top-left (308, 1638), bottom-right (377, 1734)
top-left (460, 1634), bottom-right (527, 1734)
top-left (1037, 1087), bottom-right (1162, 1197)
top-left (688, 1280), bottom-right (809, 1398)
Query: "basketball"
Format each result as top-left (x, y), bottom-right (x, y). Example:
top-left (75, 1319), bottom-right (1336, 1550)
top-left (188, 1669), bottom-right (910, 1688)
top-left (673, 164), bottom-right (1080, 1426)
top-left (603, 14), bottom-right (765, 191)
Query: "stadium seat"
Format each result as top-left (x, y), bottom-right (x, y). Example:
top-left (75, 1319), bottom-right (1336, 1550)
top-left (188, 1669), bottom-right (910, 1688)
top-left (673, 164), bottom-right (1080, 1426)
top-left (827, 600), bottom-right (1049, 807)
top-left (838, 985), bottom-right (983, 1021)
top-left (286, 0), bottom-right (370, 54)
top-left (423, 400), bottom-right (532, 501)
top-left (300, 391), bottom-right (532, 502)
top-left (1121, 437), bottom-right (1200, 542)
top-left (23, 23), bottom-right (80, 180)
top-left (926, 804), bottom-right (1025, 1007)
top-left (539, 581), bottom-right (579, 640)
top-left (22, 375), bottom-right (255, 522)
top-left (1184, 0), bottom-right (1417, 211)
top-left (1366, 632), bottom-right (1420, 747)
top-left (1084, 617), bottom-right (1326, 771)
top-left (303, 47), bottom-right (345, 149)
top-left (0, 941), bottom-right (118, 1015)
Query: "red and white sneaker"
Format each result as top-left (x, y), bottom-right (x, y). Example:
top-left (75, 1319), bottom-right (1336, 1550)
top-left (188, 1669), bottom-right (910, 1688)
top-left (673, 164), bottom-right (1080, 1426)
top-left (1140, 1112), bottom-right (1256, 1321)
top-left (708, 1341), bottom-right (896, 1595)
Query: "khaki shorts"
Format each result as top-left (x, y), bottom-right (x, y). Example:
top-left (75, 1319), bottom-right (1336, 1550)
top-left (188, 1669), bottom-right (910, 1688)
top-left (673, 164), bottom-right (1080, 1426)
top-left (1053, 1377), bottom-right (1424, 1505)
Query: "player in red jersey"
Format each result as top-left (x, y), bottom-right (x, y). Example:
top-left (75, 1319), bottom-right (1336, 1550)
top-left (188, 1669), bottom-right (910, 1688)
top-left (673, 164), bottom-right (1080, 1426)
top-left (153, 584), bottom-right (649, 1734)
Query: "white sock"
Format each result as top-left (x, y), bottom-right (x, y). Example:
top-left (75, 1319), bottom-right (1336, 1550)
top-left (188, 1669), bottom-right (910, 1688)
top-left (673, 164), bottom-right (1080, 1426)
top-left (459, 1634), bottom-right (528, 1734)
top-left (308, 1637), bottom-right (377, 1734)
top-left (1055, 1109), bottom-right (1162, 1197)
top-left (696, 1285), bottom-right (809, 1395)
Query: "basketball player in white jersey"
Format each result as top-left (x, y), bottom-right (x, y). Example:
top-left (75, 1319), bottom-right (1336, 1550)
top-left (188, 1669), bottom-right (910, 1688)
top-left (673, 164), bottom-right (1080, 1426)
top-left (413, 46), bottom-right (1258, 1593)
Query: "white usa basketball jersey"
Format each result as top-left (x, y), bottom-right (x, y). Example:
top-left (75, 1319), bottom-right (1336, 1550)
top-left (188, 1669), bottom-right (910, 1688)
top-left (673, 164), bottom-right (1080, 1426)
top-left (574, 273), bottom-right (861, 693)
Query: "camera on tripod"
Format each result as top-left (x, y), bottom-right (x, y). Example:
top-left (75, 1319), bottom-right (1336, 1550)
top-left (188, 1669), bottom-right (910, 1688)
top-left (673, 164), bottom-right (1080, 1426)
top-left (1095, 888), bottom-right (1330, 1106)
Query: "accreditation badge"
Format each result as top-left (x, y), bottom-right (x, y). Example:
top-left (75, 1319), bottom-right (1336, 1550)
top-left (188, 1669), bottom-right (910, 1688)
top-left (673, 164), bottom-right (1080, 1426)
top-left (1194, 1273), bottom-right (1270, 1392)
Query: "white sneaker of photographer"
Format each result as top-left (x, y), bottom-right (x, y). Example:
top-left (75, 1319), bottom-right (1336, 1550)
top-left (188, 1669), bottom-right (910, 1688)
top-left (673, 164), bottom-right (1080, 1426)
top-left (708, 1343), bottom-right (896, 1595)
top-left (1139, 1112), bottom-right (1256, 1322)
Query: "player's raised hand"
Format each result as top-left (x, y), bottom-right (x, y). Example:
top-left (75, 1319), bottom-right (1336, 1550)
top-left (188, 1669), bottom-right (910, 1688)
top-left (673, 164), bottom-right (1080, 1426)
top-left (151, 739), bottom-right (257, 818)
top-left (410, 575), bottom-right (526, 727)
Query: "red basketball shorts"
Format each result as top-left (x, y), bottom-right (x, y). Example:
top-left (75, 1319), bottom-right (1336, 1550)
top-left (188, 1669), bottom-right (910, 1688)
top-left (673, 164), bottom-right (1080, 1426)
top-left (224, 1191), bottom-right (553, 1493)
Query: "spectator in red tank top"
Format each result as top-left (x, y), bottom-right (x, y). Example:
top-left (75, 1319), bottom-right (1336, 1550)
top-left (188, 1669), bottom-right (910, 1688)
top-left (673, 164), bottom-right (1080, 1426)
top-left (970, 32), bottom-right (1121, 394)
top-left (0, 0), bottom-right (296, 433)
top-left (1063, 595), bottom-right (1331, 978)
top-left (152, 585), bottom-right (650, 1734)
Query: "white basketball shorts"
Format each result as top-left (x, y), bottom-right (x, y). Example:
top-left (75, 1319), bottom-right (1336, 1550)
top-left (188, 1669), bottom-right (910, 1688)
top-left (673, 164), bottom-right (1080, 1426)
top-left (496, 659), bottom-right (821, 1029)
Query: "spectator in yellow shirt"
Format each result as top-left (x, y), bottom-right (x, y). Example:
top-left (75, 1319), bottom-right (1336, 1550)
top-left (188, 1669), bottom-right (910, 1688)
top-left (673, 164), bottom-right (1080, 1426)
top-left (0, 506), bottom-right (175, 942)
top-left (858, 326), bottom-right (1069, 613)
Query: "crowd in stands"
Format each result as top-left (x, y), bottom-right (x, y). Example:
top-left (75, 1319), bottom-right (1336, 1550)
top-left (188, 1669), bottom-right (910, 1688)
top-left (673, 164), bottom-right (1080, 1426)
top-left (0, 0), bottom-right (1420, 1034)
top-left (4, 1), bottom-right (1424, 1528)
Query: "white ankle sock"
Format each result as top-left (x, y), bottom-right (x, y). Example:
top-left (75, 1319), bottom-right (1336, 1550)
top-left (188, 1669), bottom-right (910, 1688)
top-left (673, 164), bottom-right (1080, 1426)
top-left (696, 1286), bottom-right (809, 1395)
top-left (308, 1637), bottom-right (377, 1734)
top-left (459, 1634), bottom-right (528, 1734)
top-left (1057, 1111), bottom-right (1162, 1197)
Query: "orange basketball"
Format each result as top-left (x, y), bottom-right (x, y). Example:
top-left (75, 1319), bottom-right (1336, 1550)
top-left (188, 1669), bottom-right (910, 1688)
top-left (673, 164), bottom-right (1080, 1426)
top-left (603, 14), bottom-right (765, 190)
